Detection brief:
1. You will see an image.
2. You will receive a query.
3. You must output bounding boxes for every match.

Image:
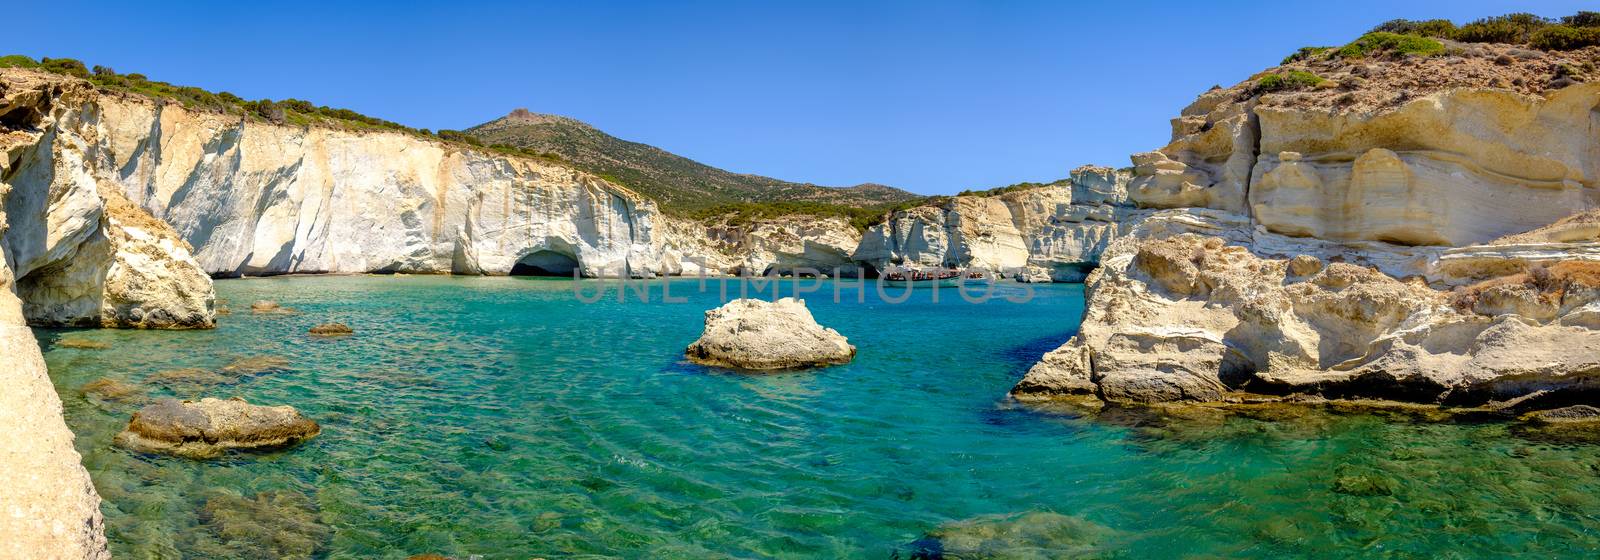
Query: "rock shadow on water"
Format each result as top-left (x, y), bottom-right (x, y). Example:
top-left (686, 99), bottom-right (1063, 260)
top-left (999, 332), bottom-right (1079, 372)
top-left (894, 510), bottom-right (1123, 560)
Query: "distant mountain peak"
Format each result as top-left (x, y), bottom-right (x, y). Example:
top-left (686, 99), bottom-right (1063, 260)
top-left (465, 111), bottom-right (922, 214)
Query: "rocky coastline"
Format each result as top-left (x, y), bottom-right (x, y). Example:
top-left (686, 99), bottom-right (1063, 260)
top-left (2, 31), bottom-right (1599, 557)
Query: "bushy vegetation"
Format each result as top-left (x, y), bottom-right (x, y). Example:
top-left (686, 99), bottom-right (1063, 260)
top-left (688, 196), bottom-right (941, 232)
top-left (1531, 25), bottom-right (1600, 51)
top-left (1369, 18), bottom-right (1458, 39)
top-left (1256, 70), bottom-right (1326, 91)
top-left (1281, 46), bottom-right (1333, 65)
top-left (1454, 13), bottom-right (1552, 44)
top-left (956, 179), bottom-right (1066, 198)
top-left (1355, 11), bottom-right (1600, 52)
top-left (1334, 32), bottom-right (1445, 59)
top-left (0, 54), bottom-right (530, 149)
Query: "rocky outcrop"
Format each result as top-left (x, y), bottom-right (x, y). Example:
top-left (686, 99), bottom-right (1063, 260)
top-left (707, 215), bottom-right (861, 276)
top-left (114, 397), bottom-right (321, 459)
top-left (1019, 42), bottom-right (1600, 408)
top-left (1015, 209), bottom-right (1600, 405)
top-left (685, 297), bottom-right (855, 370)
top-left (855, 166), bottom-right (1147, 281)
top-left (2, 70), bottom-right (214, 328)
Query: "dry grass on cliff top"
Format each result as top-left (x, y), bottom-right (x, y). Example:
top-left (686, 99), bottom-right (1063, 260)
top-left (1450, 261), bottom-right (1600, 312)
top-left (1239, 43), bottom-right (1600, 114)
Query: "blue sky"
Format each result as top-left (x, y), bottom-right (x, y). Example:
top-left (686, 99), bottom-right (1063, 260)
top-left (6, 1), bottom-right (1591, 194)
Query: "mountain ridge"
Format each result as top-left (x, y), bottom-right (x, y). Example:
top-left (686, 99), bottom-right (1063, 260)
top-left (466, 108), bottom-right (923, 215)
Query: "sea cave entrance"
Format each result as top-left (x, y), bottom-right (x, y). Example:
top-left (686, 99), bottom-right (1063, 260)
top-left (855, 261), bottom-right (880, 279)
top-left (510, 250), bottom-right (581, 277)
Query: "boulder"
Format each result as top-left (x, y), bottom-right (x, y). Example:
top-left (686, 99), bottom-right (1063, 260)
top-left (251, 300), bottom-right (281, 313)
top-left (685, 298), bottom-right (854, 370)
top-left (114, 397), bottom-right (320, 459)
top-left (308, 322), bottom-right (353, 336)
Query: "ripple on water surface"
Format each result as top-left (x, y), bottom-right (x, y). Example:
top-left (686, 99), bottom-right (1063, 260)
top-left (37, 276), bottom-right (1600, 558)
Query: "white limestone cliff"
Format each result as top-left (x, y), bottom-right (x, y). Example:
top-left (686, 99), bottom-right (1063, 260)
top-left (1017, 51), bottom-right (1600, 407)
top-left (2, 70), bottom-right (214, 328)
top-left (707, 215), bottom-right (862, 276)
top-left (854, 166), bottom-right (1147, 281)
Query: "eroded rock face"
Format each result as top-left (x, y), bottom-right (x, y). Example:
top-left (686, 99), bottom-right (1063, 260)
top-left (1014, 210), bottom-right (1600, 405)
top-left (114, 397), bottom-right (321, 459)
top-left (1249, 85), bottom-right (1599, 247)
top-left (685, 297), bottom-right (854, 370)
top-left (0, 68), bottom-right (707, 279)
top-left (855, 167), bottom-right (1147, 281)
top-left (708, 215), bottom-right (861, 276)
top-left (1, 72), bottom-right (214, 329)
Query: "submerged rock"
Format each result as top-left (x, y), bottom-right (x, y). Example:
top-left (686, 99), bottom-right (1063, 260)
top-left (220, 355), bottom-right (292, 377)
top-left (55, 336), bottom-right (111, 350)
top-left (114, 397), bottom-right (320, 459)
top-left (79, 378), bottom-right (144, 403)
top-left (191, 489), bottom-right (330, 560)
top-left (901, 511), bottom-right (1120, 559)
top-left (147, 368), bottom-right (230, 388)
top-left (308, 322), bottom-right (353, 336)
top-left (685, 298), bottom-right (854, 370)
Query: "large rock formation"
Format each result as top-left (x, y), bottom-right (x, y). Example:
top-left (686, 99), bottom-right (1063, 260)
top-left (2, 70), bottom-right (214, 328)
top-left (1018, 44), bottom-right (1600, 407)
top-left (0, 124), bottom-right (109, 558)
top-left (1016, 210), bottom-right (1600, 405)
top-left (854, 166), bottom-right (1148, 281)
top-left (1, 68), bottom-right (713, 279)
top-left (685, 297), bottom-right (855, 370)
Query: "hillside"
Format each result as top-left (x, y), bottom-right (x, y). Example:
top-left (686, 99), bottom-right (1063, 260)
top-left (466, 109), bottom-right (922, 214)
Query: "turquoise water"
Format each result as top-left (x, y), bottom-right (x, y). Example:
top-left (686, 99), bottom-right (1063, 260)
top-left (37, 276), bottom-right (1600, 558)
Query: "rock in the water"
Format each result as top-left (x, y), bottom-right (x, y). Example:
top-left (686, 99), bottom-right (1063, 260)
top-left (1016, 265), bottom-right (1055, 283)
top-left (1525, 405), bottom-right (1600, 424)
top-left (79, 378), bottom-right (143, 403)
top-left (251, 300), bottom-right (281, 313)
top-left (901, 511), bottom-right (1119, 559)
top-left (114, 397), bottom-right (320, 459)
top-left (685, 297), bottom-right (854, 370)
top-left (220, 355), bottom-right (291, 377)
top-left (55, 336), bottom-right (111, 350)
top-left (146, 368), bottom-right (229, 391)
top-left (191, 489), bottom-right (330, 559)
top-left (308, 322), bottom-right (353, 336)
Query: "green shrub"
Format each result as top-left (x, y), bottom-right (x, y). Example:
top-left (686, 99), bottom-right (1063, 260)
top-left (0, 54), bottom-right (39, 68)
top-left (1256, 70), bottom-right (1325, 92)
top-left (39, 57), bottom-right (89, 77)
top-left (1563, 11), bottom-right (1600, 27)
top-left (1335, 32), bottom-right (1445, 58)
top-left (1369, 18), bottom-right (1458, 38)
top-left (1456, 13), bottom-right (1552, 43)
top-left (436, 130), bottom-right (482, 146)
top-left (1281, 46), bottom-right (1333, 64)
top-left (1530, 25), bottom-right (1600, 50)
top-left (91, 65), bottom-right (115, 76)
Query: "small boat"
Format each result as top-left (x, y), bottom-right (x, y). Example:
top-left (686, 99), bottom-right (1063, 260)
top-left (881, 268), bottom-right (963, 288)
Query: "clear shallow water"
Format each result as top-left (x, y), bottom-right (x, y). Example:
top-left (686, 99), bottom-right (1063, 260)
top-left (36, 276), bottom-right (1600, 558)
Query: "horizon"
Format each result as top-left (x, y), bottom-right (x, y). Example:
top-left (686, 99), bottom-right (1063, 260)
top-left (7, 0), bottom-right (1591, 195)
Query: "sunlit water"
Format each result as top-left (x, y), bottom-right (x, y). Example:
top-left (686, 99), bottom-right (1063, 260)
top-left (36, 276), bottom-right (1600, 558)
